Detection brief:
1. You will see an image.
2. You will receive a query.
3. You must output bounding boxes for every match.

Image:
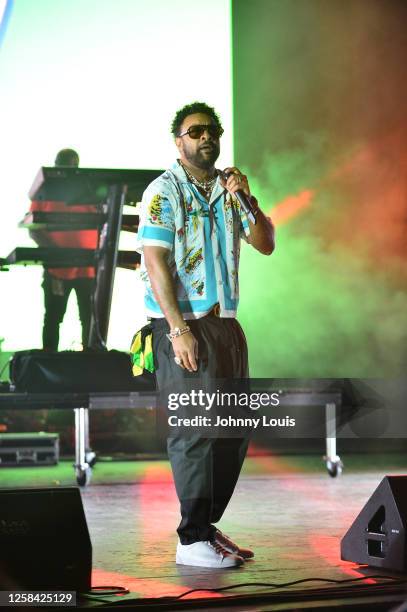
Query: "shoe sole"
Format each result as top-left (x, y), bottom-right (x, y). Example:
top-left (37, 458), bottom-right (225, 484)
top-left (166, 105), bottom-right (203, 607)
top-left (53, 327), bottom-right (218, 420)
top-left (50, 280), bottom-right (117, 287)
top-left (176, 556), bottom-right (244, 568)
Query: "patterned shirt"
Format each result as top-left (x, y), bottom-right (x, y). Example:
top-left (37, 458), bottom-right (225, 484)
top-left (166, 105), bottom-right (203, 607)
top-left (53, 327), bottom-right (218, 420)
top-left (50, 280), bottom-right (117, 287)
top-left (136, 161), bottom-right (250, 319)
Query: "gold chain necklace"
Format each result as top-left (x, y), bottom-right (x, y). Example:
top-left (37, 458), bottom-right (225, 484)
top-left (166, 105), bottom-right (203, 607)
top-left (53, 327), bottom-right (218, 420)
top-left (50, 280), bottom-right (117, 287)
top-left (180, 162), bottom-right (217, 199)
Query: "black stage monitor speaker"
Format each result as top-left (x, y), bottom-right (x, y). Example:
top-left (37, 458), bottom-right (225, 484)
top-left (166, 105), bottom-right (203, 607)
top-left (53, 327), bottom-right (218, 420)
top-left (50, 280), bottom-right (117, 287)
top-left (0, 487), bottom-right (92, 590)
top-left (341, 475), bottom-right (407, 572)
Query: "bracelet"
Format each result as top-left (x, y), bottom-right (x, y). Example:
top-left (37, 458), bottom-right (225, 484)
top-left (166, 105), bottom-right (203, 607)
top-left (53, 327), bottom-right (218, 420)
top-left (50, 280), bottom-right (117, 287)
top-left (166, 325), bottom-right (191, 342)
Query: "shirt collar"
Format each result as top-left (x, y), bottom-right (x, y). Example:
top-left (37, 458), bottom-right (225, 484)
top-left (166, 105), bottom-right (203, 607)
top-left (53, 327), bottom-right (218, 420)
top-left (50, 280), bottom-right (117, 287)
top-left (170, 160), bottom-right (189, 183)
top-left (170, 160), bottom-right (226, 203)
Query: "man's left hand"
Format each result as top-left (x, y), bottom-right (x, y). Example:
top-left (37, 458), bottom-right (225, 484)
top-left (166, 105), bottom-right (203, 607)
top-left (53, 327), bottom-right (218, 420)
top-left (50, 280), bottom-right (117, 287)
top-left (220, 167), bottom-right (251, 197)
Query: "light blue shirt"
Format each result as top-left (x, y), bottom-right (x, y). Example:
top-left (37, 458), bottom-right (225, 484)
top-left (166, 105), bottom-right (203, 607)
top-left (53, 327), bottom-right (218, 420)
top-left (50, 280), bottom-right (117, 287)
top-left (136, 161), bottom-right (250, 319)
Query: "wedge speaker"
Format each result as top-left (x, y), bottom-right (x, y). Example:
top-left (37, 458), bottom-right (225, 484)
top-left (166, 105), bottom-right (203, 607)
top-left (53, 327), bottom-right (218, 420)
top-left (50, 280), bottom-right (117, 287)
top-left (341, 475), bottom-right (407, 572)
top-left (0, 487), bottom-right (92, 590)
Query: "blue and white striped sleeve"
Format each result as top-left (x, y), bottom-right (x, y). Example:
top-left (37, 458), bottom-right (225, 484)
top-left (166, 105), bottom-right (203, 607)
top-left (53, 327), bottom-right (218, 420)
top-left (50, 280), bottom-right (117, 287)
top-left (136, 187), bottom-right (175, 252)
top-left (240, 209), bottom-right (251, 242)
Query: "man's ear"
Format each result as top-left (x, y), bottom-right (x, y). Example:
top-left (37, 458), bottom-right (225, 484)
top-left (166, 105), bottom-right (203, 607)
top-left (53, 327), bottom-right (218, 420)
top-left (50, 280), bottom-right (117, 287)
top-left (175, 137), bottom-right (182, 152)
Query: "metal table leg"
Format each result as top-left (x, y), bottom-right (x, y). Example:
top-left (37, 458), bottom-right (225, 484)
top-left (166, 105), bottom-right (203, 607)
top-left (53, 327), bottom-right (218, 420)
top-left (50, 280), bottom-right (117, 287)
top-left (324, 401), bottom-right (343, 477)
top-left (83, 408), bottom-right (96, 468)
top-left (74, 407), bottom-right (93, 486)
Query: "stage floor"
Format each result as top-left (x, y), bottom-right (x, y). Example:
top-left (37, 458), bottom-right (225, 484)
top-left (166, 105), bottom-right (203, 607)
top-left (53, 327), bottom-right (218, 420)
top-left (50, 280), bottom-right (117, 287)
top-left (1, 455), bottom-right (407, 610)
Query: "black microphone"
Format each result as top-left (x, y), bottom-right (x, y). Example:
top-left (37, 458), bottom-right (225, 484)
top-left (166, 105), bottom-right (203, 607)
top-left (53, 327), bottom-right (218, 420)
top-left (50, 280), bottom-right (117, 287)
top-left (217, 169), bottom-right (257, 224)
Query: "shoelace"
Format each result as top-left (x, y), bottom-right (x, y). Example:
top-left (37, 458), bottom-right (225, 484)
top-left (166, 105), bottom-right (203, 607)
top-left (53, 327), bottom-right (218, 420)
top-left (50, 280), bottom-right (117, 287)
top-left (216, 531), bottom-right (237, 549)
top-left (209, 540), bottom-right (230, 558)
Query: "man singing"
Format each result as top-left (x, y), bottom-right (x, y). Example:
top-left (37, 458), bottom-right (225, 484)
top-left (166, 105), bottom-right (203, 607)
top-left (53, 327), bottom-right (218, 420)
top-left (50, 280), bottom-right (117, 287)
top-left (137, 102), bottom-right (275, 568)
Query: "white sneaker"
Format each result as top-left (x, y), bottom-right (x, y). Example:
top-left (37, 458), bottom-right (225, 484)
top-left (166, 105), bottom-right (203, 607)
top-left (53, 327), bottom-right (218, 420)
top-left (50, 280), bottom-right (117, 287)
top-left (176, 540), bottom-right (244, 568)
top-left (215, 529), bottom-right (254, 559)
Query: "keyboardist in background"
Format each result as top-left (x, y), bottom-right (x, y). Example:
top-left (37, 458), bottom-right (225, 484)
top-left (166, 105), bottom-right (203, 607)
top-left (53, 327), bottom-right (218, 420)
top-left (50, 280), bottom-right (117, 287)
top-left (29, 149), bottom-right (98, 351)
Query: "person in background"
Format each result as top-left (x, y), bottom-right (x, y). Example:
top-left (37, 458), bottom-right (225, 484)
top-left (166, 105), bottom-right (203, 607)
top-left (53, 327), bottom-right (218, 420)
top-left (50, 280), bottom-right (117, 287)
top-left (29, 149), bottom-right (98, 351)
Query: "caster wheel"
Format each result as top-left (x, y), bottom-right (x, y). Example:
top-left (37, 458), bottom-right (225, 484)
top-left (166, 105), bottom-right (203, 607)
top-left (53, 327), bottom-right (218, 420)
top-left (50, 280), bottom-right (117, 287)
top-left (326, 460), bottom-right (343, 478)
top-left (85, 451), bottom-right (97, 468)
top-left (76, 466), bottom-right (92, 487)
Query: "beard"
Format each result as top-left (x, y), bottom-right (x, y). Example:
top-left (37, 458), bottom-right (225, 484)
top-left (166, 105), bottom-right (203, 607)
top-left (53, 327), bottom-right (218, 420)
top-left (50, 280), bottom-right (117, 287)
top-left (183, 141), bottom-right (220, 170)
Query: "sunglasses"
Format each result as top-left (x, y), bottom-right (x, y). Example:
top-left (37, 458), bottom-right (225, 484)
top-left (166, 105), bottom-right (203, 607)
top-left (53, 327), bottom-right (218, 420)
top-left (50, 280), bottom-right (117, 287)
top-left (178, 124), bottom-right (224, 139)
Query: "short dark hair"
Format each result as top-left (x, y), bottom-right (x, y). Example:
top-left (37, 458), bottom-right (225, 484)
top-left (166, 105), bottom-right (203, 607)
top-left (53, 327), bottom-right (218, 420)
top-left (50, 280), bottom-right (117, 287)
top-left (55, 148), bottom-right (79, 166)
top-left (171, 101), bottom-right (223, 137)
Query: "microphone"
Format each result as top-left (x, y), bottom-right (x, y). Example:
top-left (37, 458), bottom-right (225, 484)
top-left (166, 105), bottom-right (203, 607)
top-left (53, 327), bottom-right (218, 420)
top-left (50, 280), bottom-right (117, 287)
top-left (217, 170), bottom-right (257, 224)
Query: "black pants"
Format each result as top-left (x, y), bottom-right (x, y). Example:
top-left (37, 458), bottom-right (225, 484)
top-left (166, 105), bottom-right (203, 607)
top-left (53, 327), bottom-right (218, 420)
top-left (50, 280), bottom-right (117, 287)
top-left (152, 313), bottom-right (250, 544)
top-left (42, 271), bottom-right (94, 351)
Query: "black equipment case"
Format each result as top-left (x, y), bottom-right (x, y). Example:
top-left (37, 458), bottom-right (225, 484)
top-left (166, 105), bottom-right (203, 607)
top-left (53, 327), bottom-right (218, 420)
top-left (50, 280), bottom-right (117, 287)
top-left (9, 349), bottom-right (155, 393)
